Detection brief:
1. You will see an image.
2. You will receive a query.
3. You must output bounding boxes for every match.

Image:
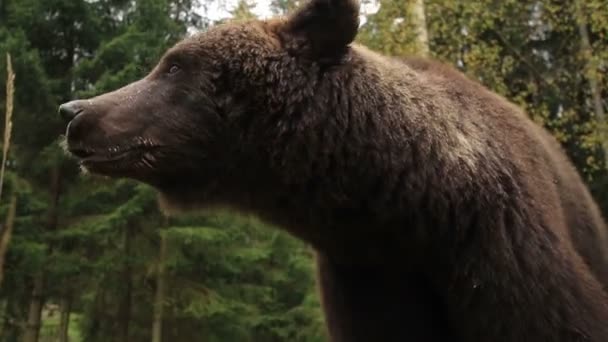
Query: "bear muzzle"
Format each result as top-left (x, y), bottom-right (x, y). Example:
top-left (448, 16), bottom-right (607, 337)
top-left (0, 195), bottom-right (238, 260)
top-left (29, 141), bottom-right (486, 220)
top-left (59, 96), bottom-right (162, 177)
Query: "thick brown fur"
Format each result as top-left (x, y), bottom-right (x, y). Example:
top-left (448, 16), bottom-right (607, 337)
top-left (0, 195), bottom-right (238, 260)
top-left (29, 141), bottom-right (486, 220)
top-left (59, 0), bottom-right (608, 340)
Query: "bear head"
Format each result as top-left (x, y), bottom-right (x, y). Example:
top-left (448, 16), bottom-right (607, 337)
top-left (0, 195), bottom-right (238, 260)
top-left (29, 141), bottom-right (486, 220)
top-left (59, 0), bottom-right (361, 210)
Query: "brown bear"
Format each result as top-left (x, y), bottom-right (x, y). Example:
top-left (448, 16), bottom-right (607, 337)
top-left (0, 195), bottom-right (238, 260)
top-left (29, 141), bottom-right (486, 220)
top-left (58, 0), bottom-right (608, 340)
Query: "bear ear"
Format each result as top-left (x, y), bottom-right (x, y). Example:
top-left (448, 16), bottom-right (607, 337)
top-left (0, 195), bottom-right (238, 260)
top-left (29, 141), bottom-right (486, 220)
top-left (280, 0), bottom-right (360, 62)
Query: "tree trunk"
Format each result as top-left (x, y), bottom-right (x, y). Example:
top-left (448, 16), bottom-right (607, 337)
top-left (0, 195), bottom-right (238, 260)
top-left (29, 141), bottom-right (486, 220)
top-left (411, 0), bottom-right (429, 56)
top-left (575, 0), bottom-right (607, 165)
top-left (0, 52), bottom-right (16, 289)
top-left (0, 194), bottom-right (16, 287)
top-left (84, 286), bottom-right (105, 342)
top-left (117, 226), bottom-right (133, 342)
top-left (23, 165), bottom-right (61, 342)
top-left (57, 297), bottom-right (71, 342)
top-left (0, 52), bottom-right (15, 202)
top-left (0, 293), bottom-right (24, 342)
top-left (22, 273), bottom-right (44, 342)
top-left (151, 218), bottom-right (168, 342)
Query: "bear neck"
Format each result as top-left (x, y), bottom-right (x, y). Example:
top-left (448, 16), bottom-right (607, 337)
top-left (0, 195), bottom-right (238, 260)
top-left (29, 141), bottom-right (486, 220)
top-left (223, 45), bottom-right (495, 264)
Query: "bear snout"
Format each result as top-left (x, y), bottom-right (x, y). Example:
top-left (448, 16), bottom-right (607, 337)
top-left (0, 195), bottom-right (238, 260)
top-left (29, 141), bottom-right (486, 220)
top-left (60, 100), bottom-right (97, 147)
top-left (60, 99), bottom-right (120, 162)
top-left (58, 100), bottom-right (84, 122)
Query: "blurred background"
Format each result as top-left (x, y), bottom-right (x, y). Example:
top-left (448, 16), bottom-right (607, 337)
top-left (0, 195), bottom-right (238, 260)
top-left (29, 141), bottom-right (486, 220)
top-left (0, 0), bottom-right (606, 341)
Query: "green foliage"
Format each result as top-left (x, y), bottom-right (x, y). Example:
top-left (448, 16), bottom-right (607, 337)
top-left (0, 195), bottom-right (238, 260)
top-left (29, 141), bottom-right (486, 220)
top-left (230, 0), bottom-right (257, 20)
top-left (359, 0), bottom-right (422, 55)
top-left (150, 214), bottom-right (322, 341)
top-left (269, 0), bottom-right (299, 15)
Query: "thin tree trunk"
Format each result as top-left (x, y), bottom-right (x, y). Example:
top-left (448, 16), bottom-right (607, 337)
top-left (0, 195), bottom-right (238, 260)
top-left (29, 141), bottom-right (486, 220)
top-left (85, 286), bottom-right (105, 342)
top-left (151, 217), bottom-right (169, 342)
top-left (23, 165), bottom-right (61, 342)
top-left (0, 53), bottom-right (16, 289)
top-left (57, 297), bottom-right (71, 342)
top-left (0, 52), bottom-right (15, 202)
top-left (575, 1), bottom-right (607, 165)
top-left (22, 272), bottom-right (44, 342)
top-left (117, 226), bottom-right (133, 342)
top-left (0, 300), bottom-right (5, 336)
top-left (0, 194), bottom-right (16, 287)
top-left (411, 0), bottom-right (429, 56)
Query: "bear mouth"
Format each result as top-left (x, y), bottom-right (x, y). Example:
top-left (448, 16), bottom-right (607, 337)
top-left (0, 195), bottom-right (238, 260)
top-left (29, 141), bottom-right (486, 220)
top-left (68, 138), bottom-right (161, 174)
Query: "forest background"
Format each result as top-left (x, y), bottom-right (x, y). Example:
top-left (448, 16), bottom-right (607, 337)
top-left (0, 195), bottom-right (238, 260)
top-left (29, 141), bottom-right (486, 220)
top-left (0, 0), bottom-right (607, 341)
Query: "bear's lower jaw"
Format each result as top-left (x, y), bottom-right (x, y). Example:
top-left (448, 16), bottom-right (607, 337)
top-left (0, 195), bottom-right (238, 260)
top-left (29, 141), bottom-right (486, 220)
top-left (76, 146), bottom-right (163, 180)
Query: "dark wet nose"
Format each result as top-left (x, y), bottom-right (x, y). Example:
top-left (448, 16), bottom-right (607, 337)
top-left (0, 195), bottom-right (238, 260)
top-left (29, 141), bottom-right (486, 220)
top-left (58, 100), bottom-right (84, 122)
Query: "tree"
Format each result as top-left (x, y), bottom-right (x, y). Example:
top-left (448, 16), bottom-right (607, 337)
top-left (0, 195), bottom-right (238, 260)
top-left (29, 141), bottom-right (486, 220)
top-left (0, 52), bottom-right (15, 288)
top-left (231, 0), bottom-right (257, 20)
top-left (575, 0), bottom-right (607, 169)
top-left (150, 217), bottom-right (168, 342)
top-left (270, 0), bottom-right (299, 15)
top-left (0, 195), bottom-right (15, 288)
top-left (411, 0), bottom-right (429, 56)
top-left (0, 53), bottom-right (14, 202)
top-left (359, 0), bottom-right (430, 56)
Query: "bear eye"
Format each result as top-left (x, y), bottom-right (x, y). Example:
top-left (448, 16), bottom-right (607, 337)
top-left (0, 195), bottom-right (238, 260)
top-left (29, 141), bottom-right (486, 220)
top-left (168, 64), bottom-right (181, 75)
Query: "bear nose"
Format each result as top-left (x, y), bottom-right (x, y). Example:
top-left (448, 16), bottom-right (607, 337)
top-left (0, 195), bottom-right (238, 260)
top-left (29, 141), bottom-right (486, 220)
top-left (58, 100), bottom-right (84, 122)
